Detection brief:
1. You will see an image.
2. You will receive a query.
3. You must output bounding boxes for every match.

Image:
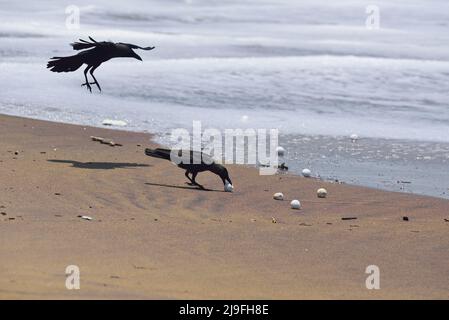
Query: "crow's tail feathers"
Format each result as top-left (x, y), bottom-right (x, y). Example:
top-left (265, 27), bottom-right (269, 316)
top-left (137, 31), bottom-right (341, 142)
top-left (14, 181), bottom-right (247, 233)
top-left (144, 148), bottom-right (172, 161)
top-left (47, 55), bottom-right (84, 73)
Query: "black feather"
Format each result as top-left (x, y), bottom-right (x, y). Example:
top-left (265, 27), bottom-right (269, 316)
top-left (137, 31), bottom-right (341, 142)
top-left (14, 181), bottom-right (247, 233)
top-left (46, 55), bottom-right (84, 73)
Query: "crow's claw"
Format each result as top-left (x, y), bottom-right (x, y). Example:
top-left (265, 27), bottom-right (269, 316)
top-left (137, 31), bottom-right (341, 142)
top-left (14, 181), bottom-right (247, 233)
top-left (81, 82), bottom-right (92, 93)
top-left (185, 181), bottom-right (205, 189)
top-left (82, 82), bottom-right (101, 92)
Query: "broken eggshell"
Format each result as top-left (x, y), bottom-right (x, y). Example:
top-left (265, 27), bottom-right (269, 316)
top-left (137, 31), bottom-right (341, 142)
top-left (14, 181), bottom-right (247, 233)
top-left (273, 192), bottom-right (284, 200)
top-left (317, 188), bottom-right (328, 198)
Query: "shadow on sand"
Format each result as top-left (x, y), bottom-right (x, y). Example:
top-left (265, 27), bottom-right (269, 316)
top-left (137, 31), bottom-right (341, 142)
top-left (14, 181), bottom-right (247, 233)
top-left (145, 182), bottom-right (222, 192)
top-left (48, 159), bottom-right (151, 170)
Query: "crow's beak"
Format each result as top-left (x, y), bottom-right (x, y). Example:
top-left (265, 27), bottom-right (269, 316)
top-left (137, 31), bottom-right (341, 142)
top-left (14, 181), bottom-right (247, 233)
top-left (133, 52), bottom-right (142, 61)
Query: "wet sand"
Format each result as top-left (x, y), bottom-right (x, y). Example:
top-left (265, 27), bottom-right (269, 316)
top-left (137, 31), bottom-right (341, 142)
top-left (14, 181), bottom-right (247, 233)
top-left (279, 134), bottom-right (449, 199)
top-left (1, 114), bottom-right (448, 299)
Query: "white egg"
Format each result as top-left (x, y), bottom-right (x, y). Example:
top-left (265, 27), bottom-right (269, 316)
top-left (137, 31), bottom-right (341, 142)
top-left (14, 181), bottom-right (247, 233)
top-left (276, 146), bottom-right (285, 156)
top-left (317, 188), bottom-right (328, 198)
top-left (302, 168), bottom-right (312, 177)
top-left (273, 192), bottom-right (284, 200)
top-left (224, 182), bottom-right (234, 192)
top-left (290, 200), bottom-right (301, 209)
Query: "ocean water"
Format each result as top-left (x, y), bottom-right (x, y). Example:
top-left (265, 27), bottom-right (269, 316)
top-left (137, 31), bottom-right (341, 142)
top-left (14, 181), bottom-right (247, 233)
top-left (1, 0), bottom-right (449, 198)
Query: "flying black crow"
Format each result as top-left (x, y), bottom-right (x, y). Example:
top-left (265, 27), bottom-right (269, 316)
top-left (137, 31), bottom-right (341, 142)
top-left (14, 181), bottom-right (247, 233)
top-left (47, 36), bottom-right (155, 92)
top-left (145, 148), bottom-right (233, 190)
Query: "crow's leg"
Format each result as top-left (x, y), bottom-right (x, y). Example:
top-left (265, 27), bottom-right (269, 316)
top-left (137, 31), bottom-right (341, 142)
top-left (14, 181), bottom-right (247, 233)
top-left (185, 170), bottom-right (204, 189)
top-left (89, 65), bottom-right (102, 92)
top-left (184, 170), bottom-right (195, 186)
top-left (185, 171), bottom-right (205, 189)
top-left (191, 172), bottom-right (205, 190)
top-left (81, 65), bottom-right (92, 92)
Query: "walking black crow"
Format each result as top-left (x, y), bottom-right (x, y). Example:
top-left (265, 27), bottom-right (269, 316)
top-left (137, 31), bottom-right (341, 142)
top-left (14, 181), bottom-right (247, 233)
top-left (47, 36), bottom-right (155, 92)
top-left (145, 148), bottom-right (232, 190)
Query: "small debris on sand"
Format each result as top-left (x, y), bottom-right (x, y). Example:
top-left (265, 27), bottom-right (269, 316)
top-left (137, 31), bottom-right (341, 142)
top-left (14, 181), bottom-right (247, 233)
top-left (54, 193), bottom-right (61, 196)
top-left (342, 217), bottom-right (357, 221)
top-left (403, 216), bottom-right (409, 221)
top-left (91, 136), bottom-right (104, 142)
top-left (444, 219), bottom-right (449, 222)
top-left (108, 141), bottom-right (123, 147)
top-left (78, 215), bottom-right (93, 221)
top-left (1, 212), bottom-right (6, 216)
top-left (299, 222), bottom-right (312, 227)
top-left (132, 264), bottom-right (147, 270)
top-left (271, 217), bottom-right (277, 224)
top-left (90, 136), bottom-right (123, 147)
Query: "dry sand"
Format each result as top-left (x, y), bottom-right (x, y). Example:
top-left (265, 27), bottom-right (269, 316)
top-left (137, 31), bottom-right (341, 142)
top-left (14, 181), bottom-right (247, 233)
top-left (0, 114), bottom-right (448, 299)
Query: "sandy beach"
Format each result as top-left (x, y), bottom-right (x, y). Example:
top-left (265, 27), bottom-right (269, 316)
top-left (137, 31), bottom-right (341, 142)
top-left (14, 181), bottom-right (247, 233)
top-left (0, 114), bottom-right (448, 299)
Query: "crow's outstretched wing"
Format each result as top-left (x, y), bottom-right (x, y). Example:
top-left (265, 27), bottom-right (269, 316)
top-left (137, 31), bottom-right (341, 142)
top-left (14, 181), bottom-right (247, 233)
top-left (118, 43), bottom-right (155, 51)
top-left (71, 37), bottom-right (114, 50)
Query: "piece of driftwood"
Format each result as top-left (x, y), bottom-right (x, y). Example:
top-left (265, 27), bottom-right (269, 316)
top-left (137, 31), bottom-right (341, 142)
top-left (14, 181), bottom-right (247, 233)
top-left (90, 136), bottom-right (123, 147)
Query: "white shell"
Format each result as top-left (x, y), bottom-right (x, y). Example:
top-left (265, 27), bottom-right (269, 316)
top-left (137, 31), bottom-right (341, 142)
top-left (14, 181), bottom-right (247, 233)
top-left (302, 168), bottom-right (312, 177)
top-left (224, 183), bottom-right (234, 192)
top-left (317, 188), bottom-right (328, 198)
top-left (350, 133), bottom-right (359, 141)
top-left (276, 146), bottom-right (285, 156)
top-left (273, 192), bottom-right (284, 200)
top-left (290, 200), bottom-right (301, 209)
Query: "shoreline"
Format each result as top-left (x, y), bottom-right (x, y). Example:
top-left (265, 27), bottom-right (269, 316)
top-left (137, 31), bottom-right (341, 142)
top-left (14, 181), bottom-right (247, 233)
top-left (1, 112), bottom-right (448, 200)
top-left (1, 113), bottom-right (449, 299)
